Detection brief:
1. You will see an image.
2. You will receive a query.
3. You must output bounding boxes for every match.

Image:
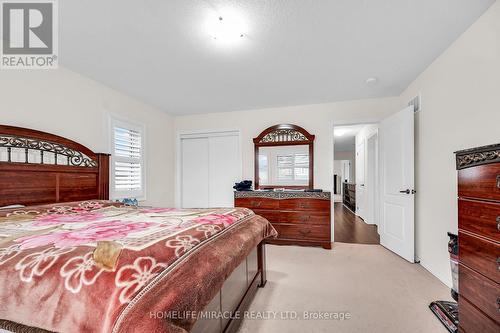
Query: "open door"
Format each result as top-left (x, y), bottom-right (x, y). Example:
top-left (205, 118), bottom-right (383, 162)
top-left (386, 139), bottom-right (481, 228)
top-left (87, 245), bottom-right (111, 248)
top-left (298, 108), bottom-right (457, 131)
top-left (379, 106), bottom-right (415, 263)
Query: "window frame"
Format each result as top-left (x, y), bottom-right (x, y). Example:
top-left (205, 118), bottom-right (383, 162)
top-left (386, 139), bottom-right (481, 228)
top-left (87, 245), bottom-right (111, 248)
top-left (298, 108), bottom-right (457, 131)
top-left (109, 115), bottom-right (146, 201)
top-left (276, 152), bottom-right (310, 182)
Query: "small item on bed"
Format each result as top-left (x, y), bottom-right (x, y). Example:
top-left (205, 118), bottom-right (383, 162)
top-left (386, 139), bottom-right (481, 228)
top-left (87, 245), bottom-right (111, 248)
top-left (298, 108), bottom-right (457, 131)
top-left (93, 241), bottom-right (124, 271)
top-left (118, 198), bottom-right (139, 206)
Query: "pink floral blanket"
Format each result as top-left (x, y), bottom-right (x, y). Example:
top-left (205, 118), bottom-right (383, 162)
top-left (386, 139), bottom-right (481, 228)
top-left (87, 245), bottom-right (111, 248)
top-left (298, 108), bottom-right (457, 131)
top-left (0, 201), bottom-right (276, 332)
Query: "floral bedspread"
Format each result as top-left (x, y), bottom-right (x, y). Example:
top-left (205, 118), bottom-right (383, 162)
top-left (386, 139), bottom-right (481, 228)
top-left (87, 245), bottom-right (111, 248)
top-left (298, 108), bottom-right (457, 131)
top-left (0, 201), bottom-right (277, 333)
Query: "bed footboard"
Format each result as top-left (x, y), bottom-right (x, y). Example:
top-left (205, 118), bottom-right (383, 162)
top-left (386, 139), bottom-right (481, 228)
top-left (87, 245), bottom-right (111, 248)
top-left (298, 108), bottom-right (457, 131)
top-left (191, 242), bottom-right (267, 333)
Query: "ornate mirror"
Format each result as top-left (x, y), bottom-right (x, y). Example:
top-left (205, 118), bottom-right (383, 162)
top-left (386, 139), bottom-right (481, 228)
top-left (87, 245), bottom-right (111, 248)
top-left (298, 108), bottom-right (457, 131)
top-left (254, 124), bottom-right (315, 190)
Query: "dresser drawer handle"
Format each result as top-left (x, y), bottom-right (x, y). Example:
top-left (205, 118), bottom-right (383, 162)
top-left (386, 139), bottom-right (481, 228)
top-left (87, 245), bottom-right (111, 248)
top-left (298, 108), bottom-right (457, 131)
top-left (252, 201), bottom-right (262, 208)
top-left (301, 215), bottom-right (311, 221)
top-left (497, 297), bottom-right (500, 312)
top-left (299, 203), bottom-right (310, 208)
top-left (497, 216), bottom-right (500, 231)
top-left (497, 175), bottom-right (500, 189)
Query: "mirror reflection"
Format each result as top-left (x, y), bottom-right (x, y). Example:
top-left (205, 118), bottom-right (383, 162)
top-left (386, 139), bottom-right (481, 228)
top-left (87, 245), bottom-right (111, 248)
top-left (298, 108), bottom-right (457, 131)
top-left (258, 145), bottom-right (309, 186)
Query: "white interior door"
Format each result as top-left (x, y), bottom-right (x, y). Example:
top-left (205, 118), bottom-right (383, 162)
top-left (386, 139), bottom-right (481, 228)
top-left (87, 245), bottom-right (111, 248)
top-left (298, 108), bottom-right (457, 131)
top-left (356, 141), bottom-right (366, 219)
top-left (341, 160), bottom-right (350, 183)
top-left (365, 134), bottom-right (378, 225)
top-left (379, 106), bottom-right (415, 263)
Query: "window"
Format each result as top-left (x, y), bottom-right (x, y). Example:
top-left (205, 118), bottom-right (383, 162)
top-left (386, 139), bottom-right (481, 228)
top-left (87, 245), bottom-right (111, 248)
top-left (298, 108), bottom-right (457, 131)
top-left (110, 117), bottom-right (145, 199)
top-left (277, 153), bottom-right (309, 181)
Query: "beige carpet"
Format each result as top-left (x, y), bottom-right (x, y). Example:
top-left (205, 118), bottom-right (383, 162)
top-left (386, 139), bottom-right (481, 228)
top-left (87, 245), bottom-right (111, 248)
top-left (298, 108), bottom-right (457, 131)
top-left (239, 243), bottom-right (452, 333)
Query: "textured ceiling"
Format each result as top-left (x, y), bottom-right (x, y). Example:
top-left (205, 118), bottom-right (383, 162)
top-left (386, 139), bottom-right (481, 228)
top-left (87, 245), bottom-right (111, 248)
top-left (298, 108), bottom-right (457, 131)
top-left (60, 0), bottom-right (495, 115)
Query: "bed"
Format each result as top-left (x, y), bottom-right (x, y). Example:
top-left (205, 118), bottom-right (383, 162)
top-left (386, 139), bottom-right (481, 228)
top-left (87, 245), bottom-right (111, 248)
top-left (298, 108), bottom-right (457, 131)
top-left (0, 125), bottom-right (277, 333)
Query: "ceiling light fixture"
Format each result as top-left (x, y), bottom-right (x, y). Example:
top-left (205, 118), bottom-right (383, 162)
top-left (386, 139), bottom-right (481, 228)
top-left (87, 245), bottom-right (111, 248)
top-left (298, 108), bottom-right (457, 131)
top-left (206, 9), bottom-right (247, 45)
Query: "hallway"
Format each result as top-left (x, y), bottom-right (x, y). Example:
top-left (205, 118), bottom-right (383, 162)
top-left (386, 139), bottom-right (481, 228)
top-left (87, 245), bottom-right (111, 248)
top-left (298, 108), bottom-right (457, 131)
top-left (334, 202), bottom-right (380, 244)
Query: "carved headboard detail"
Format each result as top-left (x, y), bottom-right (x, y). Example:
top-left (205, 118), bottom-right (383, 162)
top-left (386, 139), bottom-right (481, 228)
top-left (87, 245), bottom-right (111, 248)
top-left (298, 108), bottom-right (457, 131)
top-left (0, 125), bottom-right (110, 207)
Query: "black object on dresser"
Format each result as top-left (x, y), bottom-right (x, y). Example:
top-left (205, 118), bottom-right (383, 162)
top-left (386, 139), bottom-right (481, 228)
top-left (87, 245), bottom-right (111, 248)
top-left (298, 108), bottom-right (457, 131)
top-left (455, 143), bottom-right (500, 333)
top-left (235, 191), bottom-right (331, 249)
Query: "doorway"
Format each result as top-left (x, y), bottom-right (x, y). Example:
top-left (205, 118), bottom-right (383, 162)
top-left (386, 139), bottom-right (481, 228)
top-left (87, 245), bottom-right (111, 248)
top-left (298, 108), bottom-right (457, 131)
top-left (333, 124), bottom-right (380, 244)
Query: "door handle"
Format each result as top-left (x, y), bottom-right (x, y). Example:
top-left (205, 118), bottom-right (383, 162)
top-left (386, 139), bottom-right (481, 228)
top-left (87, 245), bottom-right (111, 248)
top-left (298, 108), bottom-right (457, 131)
top-left (399, 189), bottom-right (411, 194)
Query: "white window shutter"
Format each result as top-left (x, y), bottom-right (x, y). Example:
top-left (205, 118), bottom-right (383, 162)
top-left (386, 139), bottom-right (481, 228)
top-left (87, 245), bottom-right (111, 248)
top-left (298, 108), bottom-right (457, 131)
top-left (110, 119), bottom-right (145, 200)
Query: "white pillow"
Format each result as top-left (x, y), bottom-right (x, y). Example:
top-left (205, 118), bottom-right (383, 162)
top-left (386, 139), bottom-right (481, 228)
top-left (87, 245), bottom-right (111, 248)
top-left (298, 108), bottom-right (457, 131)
top-left (0, 204), bottom-right (25, 210)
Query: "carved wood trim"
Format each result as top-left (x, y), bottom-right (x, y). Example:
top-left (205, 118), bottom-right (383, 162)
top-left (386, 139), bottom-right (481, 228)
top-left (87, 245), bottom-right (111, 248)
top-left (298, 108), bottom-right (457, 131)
top-left (253, 124), bottom-right (315, 145)
top-left (455, 143), bottom-right (500, 170)
top-left (0, 125), bottom-right (110, 206)
top-left (0, 125), bottom-right (97, 160)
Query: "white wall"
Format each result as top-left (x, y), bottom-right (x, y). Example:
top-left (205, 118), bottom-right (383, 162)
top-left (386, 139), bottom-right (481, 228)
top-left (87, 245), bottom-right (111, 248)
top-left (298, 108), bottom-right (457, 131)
top-left (0, 68), bottom-right (175, 207)
top-left (3, 1), bottom-right (498, 290)
top-left (397, 0), bottom-right (500, 286)
top-left (175, 98), bottom-right (399, 197)
top-left (175, 98), bottom-right (399, 242)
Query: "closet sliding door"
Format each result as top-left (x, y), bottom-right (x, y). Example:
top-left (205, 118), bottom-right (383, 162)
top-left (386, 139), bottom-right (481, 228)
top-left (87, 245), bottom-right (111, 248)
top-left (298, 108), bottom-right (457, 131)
top-left (181, 137), bottom-right (209, 208)
top-left (180, 131), bottom-right (240, 209)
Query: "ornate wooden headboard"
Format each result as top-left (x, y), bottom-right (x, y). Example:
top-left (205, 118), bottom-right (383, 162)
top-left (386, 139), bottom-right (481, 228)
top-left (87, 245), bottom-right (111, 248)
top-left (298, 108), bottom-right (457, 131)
top-left (0, 125), bottom-right (110, 207)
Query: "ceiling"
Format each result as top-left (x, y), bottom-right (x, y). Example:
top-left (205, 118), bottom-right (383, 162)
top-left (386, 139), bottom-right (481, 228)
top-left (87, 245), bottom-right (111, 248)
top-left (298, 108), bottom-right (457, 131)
top-left (60, 0), bottom-right (494, 115)
top-left (334, 125), bottom-right (365, 152)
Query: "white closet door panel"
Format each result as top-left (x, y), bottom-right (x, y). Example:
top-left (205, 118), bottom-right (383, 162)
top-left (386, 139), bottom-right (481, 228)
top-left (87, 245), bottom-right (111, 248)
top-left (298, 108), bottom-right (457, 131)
top-left (181, 138), bottom-right (209, 208)
top-left (208, 135), bottom-right (240, 207)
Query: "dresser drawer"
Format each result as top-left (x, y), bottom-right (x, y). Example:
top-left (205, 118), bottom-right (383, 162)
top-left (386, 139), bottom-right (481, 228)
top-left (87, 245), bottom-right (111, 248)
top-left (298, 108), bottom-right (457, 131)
top-left (459, 263), bottom-right (500, 324)
top-left (458, 164), bottom-right (500, 202)
top-left (279, 198), bottom-right (330, 211)
top-left (253, 209), bottom-right (280, 223)
top-left (272, 224), bottom-right (329, 241)
top-left (459, 231), bottom-right (500, 284)
top-left (459, 297), bottom-right (500, 333)
top-left (235, 197), bottom-right (279, 210)
top-left (280, 211), bottom-right (330, 225)
top-left (459, 199), bottom-right (500, 242)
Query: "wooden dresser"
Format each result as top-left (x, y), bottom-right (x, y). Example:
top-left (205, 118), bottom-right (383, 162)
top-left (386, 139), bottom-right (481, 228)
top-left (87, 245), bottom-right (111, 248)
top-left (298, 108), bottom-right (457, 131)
top-left (455, 144), bottom-right (500, 333)
top-left (234, 191), bottom-right (331, 249)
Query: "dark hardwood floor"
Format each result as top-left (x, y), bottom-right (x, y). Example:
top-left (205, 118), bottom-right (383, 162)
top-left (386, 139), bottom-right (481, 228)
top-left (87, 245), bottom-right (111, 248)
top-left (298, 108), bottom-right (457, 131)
top-left (334, 202), bottom-right (380, 244)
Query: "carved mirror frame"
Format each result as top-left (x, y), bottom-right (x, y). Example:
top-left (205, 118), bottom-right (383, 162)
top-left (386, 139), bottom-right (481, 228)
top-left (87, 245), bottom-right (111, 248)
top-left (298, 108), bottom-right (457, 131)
top-left (253, 124), bottom-right (315, 190)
